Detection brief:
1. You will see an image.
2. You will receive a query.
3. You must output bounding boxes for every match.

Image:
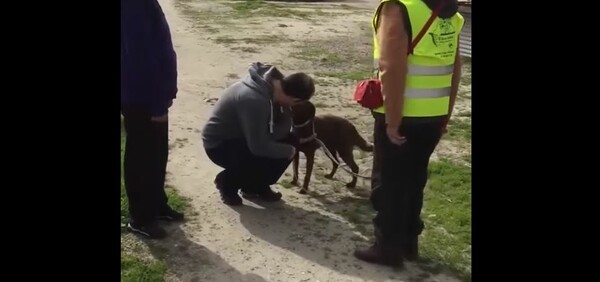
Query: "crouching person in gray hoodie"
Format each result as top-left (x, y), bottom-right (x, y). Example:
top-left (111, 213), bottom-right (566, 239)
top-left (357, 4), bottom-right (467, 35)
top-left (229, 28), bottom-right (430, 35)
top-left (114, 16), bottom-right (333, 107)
top-left (202, 62), bottom-right (315, 205)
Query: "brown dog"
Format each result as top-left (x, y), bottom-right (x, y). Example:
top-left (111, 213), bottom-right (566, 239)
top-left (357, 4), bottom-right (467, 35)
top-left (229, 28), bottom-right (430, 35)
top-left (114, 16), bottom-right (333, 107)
top-left (290, 101), bottom-right (373, 194)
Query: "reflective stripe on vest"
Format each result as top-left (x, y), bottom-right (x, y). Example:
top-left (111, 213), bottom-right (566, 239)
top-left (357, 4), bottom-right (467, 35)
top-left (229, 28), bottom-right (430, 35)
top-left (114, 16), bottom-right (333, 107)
top-left (371, 0), bottom-right (464, 117)
top-left (374, 59), bottom-right (454, 76)
top-left (405, 87), bottom-right (450, 98)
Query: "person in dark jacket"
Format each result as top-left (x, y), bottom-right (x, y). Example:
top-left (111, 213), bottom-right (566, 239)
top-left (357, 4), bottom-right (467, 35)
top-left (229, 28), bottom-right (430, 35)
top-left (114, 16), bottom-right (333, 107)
top-left (202, 63), bottom-right (315, 205)
top-left (121, 0), bottom-right (183, 239)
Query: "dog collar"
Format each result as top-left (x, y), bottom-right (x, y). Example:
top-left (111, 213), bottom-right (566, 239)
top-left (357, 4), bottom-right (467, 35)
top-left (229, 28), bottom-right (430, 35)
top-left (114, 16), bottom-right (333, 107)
top-left (293, 119), bottom-right (312, 128)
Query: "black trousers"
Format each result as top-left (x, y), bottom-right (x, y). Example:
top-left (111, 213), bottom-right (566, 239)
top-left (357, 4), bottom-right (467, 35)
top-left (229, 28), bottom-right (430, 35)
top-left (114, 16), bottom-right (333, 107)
top-left (370, 112), bottom-right (443, 244)
top-left (370, 112), bottom-right (385, 191)
top-left (122, 106), bottom-right (169, 225)
top-left (205, 138), bottom-right (293, 195)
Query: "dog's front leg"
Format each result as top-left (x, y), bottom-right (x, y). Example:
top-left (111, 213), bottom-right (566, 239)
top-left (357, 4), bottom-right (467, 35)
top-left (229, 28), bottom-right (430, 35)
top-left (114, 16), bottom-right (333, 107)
top-left (300, 151), bottom-right (315, 194)
top-left (291, 151), bottom-right (299, 186)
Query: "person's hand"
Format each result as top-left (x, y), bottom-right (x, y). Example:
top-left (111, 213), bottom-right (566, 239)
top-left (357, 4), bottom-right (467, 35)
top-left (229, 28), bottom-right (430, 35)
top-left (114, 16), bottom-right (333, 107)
top-left (151, 113), bottom-right (168, 122)
top-left (386, 125), bottom-right (406, 146)
top-left (282, 133), bottom-right (300, 147)
top-left (441, 119), bottom-right (449, 135)
top-left (290, 133), bottom-right (300, 147)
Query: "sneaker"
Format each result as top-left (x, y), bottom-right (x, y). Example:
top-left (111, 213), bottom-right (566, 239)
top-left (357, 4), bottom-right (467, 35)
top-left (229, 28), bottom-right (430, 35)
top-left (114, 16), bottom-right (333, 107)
top-left (354, 242), bottom-right (403, 267)
top-left (157, 206), bottom-right (184, 222)
top-left (127, 221), bottom-right (167, 239)
top-left (241, 187), bottom-right (282, 202)
top-left (215, 174), bottom-right (243, 206)
top-left (219, 189), bottom-right (243, 206)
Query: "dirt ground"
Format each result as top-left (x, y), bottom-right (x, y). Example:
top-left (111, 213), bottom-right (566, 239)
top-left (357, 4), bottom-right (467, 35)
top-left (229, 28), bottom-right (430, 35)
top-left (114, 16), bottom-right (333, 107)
top-left (121, 0), bottom-right (471, 281)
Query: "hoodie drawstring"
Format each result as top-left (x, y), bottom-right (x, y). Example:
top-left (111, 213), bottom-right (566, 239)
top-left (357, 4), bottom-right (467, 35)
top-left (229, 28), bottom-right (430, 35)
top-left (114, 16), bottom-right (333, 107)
top-left (269, 100), bottom-right (274, 134)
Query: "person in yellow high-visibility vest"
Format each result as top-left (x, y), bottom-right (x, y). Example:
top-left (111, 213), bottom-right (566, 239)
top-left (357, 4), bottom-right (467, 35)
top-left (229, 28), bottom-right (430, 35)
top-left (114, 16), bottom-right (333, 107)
top-left (355, 0), bottom-right (464, 267)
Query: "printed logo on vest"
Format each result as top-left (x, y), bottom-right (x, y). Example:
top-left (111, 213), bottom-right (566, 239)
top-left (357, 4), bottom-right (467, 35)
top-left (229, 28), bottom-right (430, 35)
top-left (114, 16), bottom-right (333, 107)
top-left (428, 19), bottom-right (457, 58)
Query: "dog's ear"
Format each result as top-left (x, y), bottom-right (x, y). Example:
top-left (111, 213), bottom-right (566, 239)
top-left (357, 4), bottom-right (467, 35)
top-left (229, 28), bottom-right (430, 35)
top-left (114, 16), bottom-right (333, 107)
top-left (291, 100), bottom-right (316, 119)
top-left (305, 101), bottom-right (316, 118)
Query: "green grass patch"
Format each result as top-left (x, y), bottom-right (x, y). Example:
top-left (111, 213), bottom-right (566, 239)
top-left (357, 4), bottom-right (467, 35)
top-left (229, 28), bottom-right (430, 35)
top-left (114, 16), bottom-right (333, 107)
top-left (230, 46), bottom-right (260, 53)
top-left (214, 35), bottom-right (285, 46)
top-left (461, 154), bottom-right (471, 164)
top-left (278, 179), bottom-right (294, 189)
top-left (121, 255), bottom-right (167, 282)
top-left (222, 0), bottom-right (318, 19)
top-left (314, 77), bottom-right (334, 87)
top-left (290, 38), bottom-right (372, 81)
top-left (175, 0), bottom-right (321, 27)
top-left (456, 111), bottom-right (471, 118)
top-left (290, 48), bottom-right (345, 64)
top-left (166, 185), bottom-right (191, 213)
top-left (229, 0), bottom-right (264, 14)
top-left (446, 118), bottom-right (471, 143)
top-left (421, 159), bottom-right (471, 281)
top-left (175, 0), bottom-right (235, 26)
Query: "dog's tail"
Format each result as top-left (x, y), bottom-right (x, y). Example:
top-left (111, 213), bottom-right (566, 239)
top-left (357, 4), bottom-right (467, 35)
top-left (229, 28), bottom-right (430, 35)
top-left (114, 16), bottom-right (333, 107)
top-left (352, 126), bottom-right (374, 152)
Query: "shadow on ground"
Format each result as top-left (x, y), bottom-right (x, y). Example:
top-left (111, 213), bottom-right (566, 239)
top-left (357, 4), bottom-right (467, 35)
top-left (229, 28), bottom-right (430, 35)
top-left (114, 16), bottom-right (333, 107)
top-left (231, 198), bottom-right (438, 281)
top-left (141, 222), bottom-right (268, 282)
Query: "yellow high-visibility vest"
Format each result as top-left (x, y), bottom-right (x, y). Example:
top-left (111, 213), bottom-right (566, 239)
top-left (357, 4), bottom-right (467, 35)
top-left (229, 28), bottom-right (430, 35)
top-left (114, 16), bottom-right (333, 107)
top-left (372, 0), bottom-right (464, 117)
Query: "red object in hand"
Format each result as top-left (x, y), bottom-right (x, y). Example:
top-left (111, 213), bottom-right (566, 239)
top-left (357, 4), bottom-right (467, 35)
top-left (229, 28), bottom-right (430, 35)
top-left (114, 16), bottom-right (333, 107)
top-left (353, 79), bottom-right (383, 109)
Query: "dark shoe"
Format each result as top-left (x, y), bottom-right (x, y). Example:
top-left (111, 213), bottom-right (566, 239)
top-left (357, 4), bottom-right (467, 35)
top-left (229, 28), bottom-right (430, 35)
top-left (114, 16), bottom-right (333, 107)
top-left (404, 236), bottom-right (419, 261)
top-left (215, 174), bottom-right (243, 206)
top-left (127, 221), bottom-right (167, 239)
top-left (241, 187), bottom-right (282, 202)
top-left (354, 241), bottom-right (403, 267)
top-left (240, 191), bottom-right (259, 199)
top-left (157, 206), bottom-right (184, 222)
top-left (219, 189), bottom-right (243, 206)
top-left (355, 226), bottom-right (403, 266)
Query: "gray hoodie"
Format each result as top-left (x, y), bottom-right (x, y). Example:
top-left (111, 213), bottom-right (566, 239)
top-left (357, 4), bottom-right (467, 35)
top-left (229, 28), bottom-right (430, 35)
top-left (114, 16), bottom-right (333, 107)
top-left (201, 62), bottom-right (294, 159)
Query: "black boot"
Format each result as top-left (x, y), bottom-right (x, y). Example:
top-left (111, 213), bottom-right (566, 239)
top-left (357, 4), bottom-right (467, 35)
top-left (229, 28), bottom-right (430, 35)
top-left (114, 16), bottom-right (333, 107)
top-left (354, 228), bottom-right (403, 267)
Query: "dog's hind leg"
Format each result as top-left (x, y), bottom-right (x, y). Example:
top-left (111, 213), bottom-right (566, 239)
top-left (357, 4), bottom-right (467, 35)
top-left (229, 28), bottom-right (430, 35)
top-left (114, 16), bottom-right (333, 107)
top-left (324, 147), bottom-right (339, 180)
top-left (291, 151), bottom-right (300, 186)
top-left (339, 148), bottom-right (359, 188)
top-left (300, 150), bottom-right (315, 194)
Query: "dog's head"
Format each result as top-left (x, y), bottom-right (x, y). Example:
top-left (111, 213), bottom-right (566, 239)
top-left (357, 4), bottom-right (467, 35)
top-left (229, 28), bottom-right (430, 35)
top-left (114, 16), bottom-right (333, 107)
top-left (291, 100), bottom-right (316, 126)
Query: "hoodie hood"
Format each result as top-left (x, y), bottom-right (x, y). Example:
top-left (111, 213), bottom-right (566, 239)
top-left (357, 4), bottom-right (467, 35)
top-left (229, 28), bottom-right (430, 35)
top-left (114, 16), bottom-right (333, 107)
top-left (241, 62), bottom-right (286, 134)
top-left (242, 62), bottom-right (283, 99)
